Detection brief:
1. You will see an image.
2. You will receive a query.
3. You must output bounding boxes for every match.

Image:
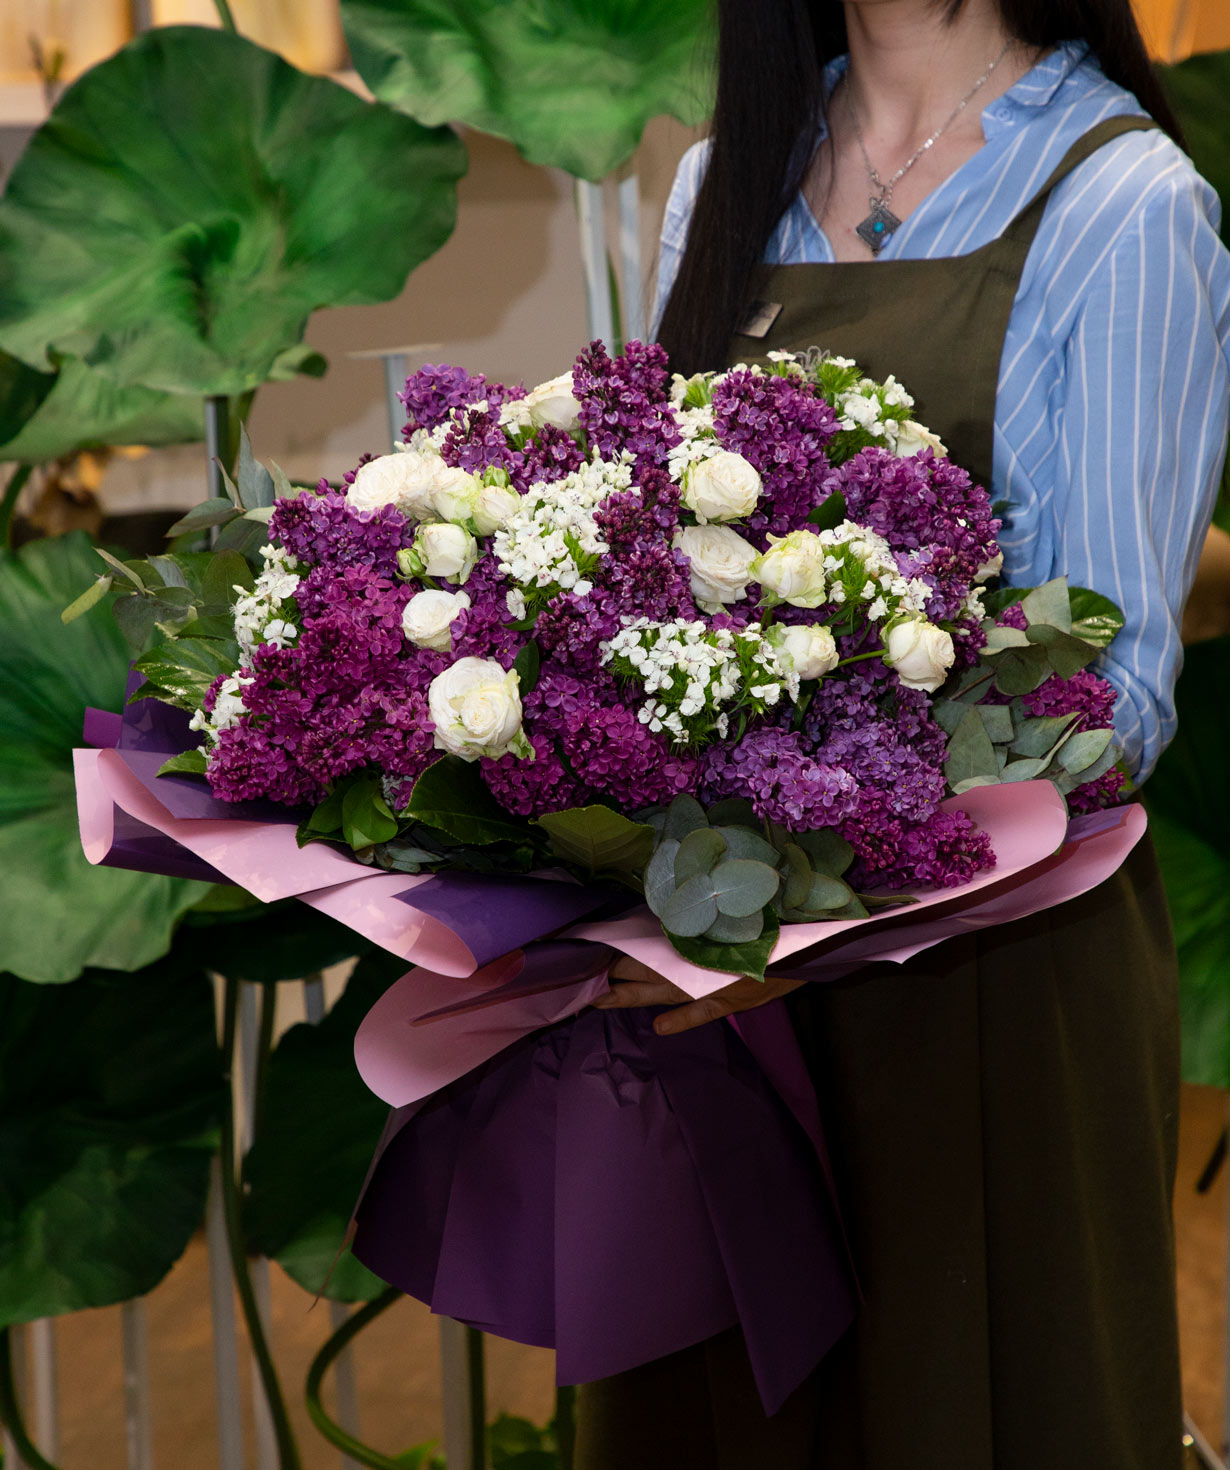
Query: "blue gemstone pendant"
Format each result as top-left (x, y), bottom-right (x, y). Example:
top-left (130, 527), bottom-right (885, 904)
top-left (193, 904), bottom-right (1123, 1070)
top-left (856, 198), bottom-right (902, 256)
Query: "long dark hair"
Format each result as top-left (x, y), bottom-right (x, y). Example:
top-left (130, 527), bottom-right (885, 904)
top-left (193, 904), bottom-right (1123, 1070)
top-left (658, 0), bottom-right (1185, 375)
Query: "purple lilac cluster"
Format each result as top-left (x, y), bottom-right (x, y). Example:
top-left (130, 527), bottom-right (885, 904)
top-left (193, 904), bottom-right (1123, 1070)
top-left (573, 340), bottom-right (680, 469)
top-left (399, 363), bottom-right (520, 438)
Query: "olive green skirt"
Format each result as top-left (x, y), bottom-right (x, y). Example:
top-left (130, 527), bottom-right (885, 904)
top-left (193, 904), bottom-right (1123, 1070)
top-left (574, 834), bottom-right (1183, 1469)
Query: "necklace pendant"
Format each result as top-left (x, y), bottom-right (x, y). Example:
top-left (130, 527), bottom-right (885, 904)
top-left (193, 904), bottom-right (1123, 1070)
top-left (856, 197), bottom-right (902, 256)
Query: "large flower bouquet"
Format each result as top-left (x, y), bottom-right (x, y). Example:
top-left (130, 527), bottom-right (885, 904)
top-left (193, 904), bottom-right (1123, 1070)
top-left (96, 340), bottom-right (1130, 977)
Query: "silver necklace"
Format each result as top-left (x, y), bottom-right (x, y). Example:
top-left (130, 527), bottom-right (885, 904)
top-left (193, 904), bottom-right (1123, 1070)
top-left (845, 40), bottom-right (1013, 255)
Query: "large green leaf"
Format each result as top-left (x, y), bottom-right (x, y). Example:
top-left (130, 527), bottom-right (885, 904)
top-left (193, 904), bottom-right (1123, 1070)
top-left (0, 26), bottom-right (468, 395)
top-left (0, 350), bottom-right (55, 448)
top-left (1143, 636), bottom-right (1230, 1087)
top-left (1159, 50), bottom-right (1230, 247)
top-left (0, 533), bottom-right (210, 983)
top-left (341, 0), bottom-right (716, 181)
top-left (0, 955), bottom-right (224, 1325)
top-left (0, 355), bottom-right (204, 464)
top-left (244, 953), bottom-right (402, 1302)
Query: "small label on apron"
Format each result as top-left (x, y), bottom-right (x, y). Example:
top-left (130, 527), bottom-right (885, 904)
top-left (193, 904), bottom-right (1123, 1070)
top-left (737, 300), bottom-right (782, 339)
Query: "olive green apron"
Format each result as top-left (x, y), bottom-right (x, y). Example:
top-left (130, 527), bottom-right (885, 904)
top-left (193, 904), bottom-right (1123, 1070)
top-left (576, 117), bottom-right (1183, 1469)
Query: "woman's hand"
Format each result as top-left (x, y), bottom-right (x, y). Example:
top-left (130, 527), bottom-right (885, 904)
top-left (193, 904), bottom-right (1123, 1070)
top-left (590, 956), bottom-right (803, 1036)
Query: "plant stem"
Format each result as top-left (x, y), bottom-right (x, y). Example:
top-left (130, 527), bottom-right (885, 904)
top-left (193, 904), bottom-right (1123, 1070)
top-left (0, 1329), bottom-right (59, 1470)
top-left (555, 1384), bottom-right (576, 1470)
top-left (0, 465), bottom-right (32, 551)
top-left (211, 0), bottom-right (238, 31)
top-left (305, 1290), bottom-right (403, 1468)
top-left (835, 650), bottom-right (885, 668)
top-left (219, 976), bottom-right (302, 1470)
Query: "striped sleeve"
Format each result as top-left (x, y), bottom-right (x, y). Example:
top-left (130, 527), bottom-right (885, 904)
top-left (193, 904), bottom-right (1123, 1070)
top-left (1053, 163), bottom-right (1230, 778)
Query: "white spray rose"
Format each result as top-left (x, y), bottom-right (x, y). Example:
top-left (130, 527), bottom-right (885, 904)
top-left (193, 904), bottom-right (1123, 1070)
top-left (674, 524), bottom-right (758, 608)
top-left (402, 522), bottom-right (478, 584)
top-left (428, 657), bottom-right (529, 761)
top-left (893, 420), bottom-right (948, 458)
top-left (974, 550), bottom-right (1004, 584)
top-left (429, 465), bottom-right (483, 524)
top-left (682, 450), bottom-right (762, 524)
top-left (751, 529), bottom-right (828, 608)
top-left (472, 481), bottom-right (522, 536)
top-left (523, 372), bottom-right (582, 432)
top-left (347, 448), bottom-right (439, 521)
top-left (883, 618), bottom-right (955, 692)
top-left (402, 589), bottom-right (471, 651)
top-left (769, 623), bottom-right (839, 681)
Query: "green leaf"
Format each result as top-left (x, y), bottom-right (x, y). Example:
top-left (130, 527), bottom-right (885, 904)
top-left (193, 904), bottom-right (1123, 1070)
top-left (978, 702), bottom-right (1015, 745)
top-left (213, 509), bottom-right (274, 561)
top-left (0, 27), bottom-right (467, 396)
top-left (535, 803), bottom-right (655, 877)
top-left (792, 826), bottom-right (854, 877)
top-left (235, 425), bottom-right (275, 511)
top-left (131, 637), bottom-right (239, 711)
top-left (661, 873), bottom-right (718, 937)
top-left (0, 954), bottom-right (224, 1324)
top-left (1009, 712), bottom-right (1080, 759)
top-left (61, 574), bottom-right (114, 625)
top-left (0, 354), bottom-right (204, 464)
top-left (982, 624), bottom-right (1030, 653)
top-left (340, 776), bottom-right (399, 851)
top-left (512, 639), bottom-right (541, 698)
top-left (202, 548), bottom-right (255, 604)
top-left (807, 489), bottom-right (847, 531)
top-left (991, 643), bottom-right (1051, 697)
top-left (781, 843), bottom-right (812, 911)
top-left (712, 825), bottom-right (779, 867)
top-left (711, 858), bottom-right (780, 918)
top-left (1067, 586), bottom-right (1126, 648)
top-left (166, 498), bottom-right (242, 538)
top-left (796, 871), bottom-right (854, 916)
top-left (0, 349), bottom-right (56, 451)
top-left (1024, 623), bottom-right (1098, 679)
top-left (1019, 576), bottom-right (1072, 633)
top-left (0, 534), bottom-right (209, 983)
top-left (644, 838), bottom-right (680, 915)
top-left (663, 794), bottom-right (709, 841)
top-left (704, 909), bottom-right (764, 944)
top-left (999, 755), bottom-right (1050, 783)
top-left (704, 797), bottom-right (757, 827)
top-left (406, 756), bottom-right (534, 847)
top-left (156, 749), bottom-right (207, 778)
top-left (979, 585), bottom-right (1030, 619)
top-left (673, 827), bottom-right (727, 885)
top-left (94, 547), bottom-right (148, 592)
top-left (668, 907), bottom-right (780, 981)
top-left (1055, 726), bottom-right (1113, 777)
top-left (244, 953), bottom-right (397, 1300)
top-left (341, 0), bottom-right (716, 182)
top-left (945, 706), bottom-right (999, 788)
top-left (266, 342), bottom-right (329, 382)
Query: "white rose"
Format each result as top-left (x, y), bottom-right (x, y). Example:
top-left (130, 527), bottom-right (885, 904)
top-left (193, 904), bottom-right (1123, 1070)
top-left (347, 449), bottom-right (439, 521)
top-left (893, 419), bottom-right (948, 458)
top-left (472, 481), bottom-right (522, 536)
top-left (407, 522), bottom-right (478, 584)
top-left (770, 623), bottom-right (839, 681)
top-left (974, 550), bottom-right (1004, 583)
top-left (674, 524), bottom-right (758, 608)
top-left (523, 372), bottom-right (582, 432)
top-left (402, 589), bottom-right (471, 651)
top-left (883, 618), bottom-right (955, 692)
top-left (751, 529), bottom-right (828, 608)
top-left (429, 465), bottom-right (483, 524)
top-left (428, 657), bottom-right (529, 761)
top-left (682, 450), bottom-right (761, 523)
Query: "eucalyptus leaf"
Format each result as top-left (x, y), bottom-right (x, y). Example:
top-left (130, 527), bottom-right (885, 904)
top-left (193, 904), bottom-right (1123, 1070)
top-left (1055, 726), bottom-right (1113, 776)
top-left (999, 755), bottom-right (1050, 783)
top-left (712, 825), bottom-right (780, 866)
top-left (978, 702), bottom-right (1015, 745)
top-left (341, 0), bottom-right (716, 181)
top-left (0, 956), bottom-right (223, 1325)
top-left (1019, 576), bottom-right (1072, 633)
top-left (673, 827), bottom-right (727, 885)
top-left (979, 586), bottom-right (1030, 619)
top-left (781, 843), bottom-right (813, 911)
top-left (711, 859), bottom-right (781, 918)
top-left (535, 803), bottom-right (655, 877)
top-left (704, 910), bottom-right (765, 944)
top-left (167, 498), bottom-right (242, 538)
top-left (944, 706), bottom-right (999, 788)
top-left (792, 827), bottom-right (854, 877)
top-left (663, 794), bottom-right (709, 841)
top-left (94, 548), bottom-right (148, 592)
top-left (0, 533), bottom-right (209, 983)
top-left (0, 26), bottom-right (468, 396)
top-left (661, 873), bottom-right (719, 938)
top-left (983, 625), bottom-right (1030, 652)
top-left (1024, 623), bottom-right (1099, 679)
top-left (644, 839), bottom-right (680, 915)
top-left (668, 907), bottom-right (780, 981)
top-left (213, 510), bottom-right (274, 561)
top-left (991, 644), bottom-right (1051, 696)
top-left (704, 797), bottom-right (757, 827)
top-left (236, 425), bottom-right (275, 511)
top-left (408, 756), bottom-right (533, 847)
top-left (798, 871), bottom-right (853, 915)
top-left (1010, 712), bottom-right (1080, 759)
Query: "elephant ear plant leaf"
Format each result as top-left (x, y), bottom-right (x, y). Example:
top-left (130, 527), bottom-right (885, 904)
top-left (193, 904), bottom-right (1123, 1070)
top-left (0, 25), bottom-right (468, 397)
top-left (0, 533), bottom-right (210, 983)
top-left (341, 0), bottom-right (716, 181)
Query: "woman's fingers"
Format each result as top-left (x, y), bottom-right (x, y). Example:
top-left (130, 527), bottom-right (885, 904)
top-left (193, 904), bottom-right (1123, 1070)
top-left (589, 969), bottom-right (806, 1034)
top-left (591, 978), bottom-right (691, 1009)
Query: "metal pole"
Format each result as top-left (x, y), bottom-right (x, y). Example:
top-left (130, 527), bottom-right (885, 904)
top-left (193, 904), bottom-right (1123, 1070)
top-left (206, 1156), bottom-right (246, 1470)
top-left (438, 1319), bottom-right (485, 1470)
top-left (616, 170), bottom-right (644, 346)
top-left (205, 396), bottom-right (231, 503)
top-left (26, 1321), bottom-right (58, 1465)
top-left (121, 1300), bottom-right (156, 1470)
top-left (128, 0), bottom-right (154, 32)
top-left (383, 355), bottom-right (409, 451)
top-left (575, 178), bottom-right (615, 348)
top-left (238, 984), bottom-right (278, 1470)
top-left (5, 1325), bottom-right (27, 1470)
top-left (1185, 1411), bottom-right (1229, 1470)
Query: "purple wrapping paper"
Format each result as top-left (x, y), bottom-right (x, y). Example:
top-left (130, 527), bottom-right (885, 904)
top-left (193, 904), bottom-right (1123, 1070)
top-left (351, 944), bottom-right (856, 1414)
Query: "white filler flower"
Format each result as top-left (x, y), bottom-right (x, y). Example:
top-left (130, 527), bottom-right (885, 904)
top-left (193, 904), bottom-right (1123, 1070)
top-left (428, 657), bottom-right (530, 761)
top-left (402, 589), bottom-right (471, 651)
top-left (883, 618), bottom-right (956, 692)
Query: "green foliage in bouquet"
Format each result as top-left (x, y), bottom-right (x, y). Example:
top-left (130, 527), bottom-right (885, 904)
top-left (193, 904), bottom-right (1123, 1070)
top-left (0, 533), bottom-right (211, 984)
top-left (0, 952), bottom-right (223, 1325)
top-left (0, 25), bottom-right (467, 408)
top-left (1144, 635), bottom-right (1230, 1089)
top-left (340, 0), bottom-right (715, 181)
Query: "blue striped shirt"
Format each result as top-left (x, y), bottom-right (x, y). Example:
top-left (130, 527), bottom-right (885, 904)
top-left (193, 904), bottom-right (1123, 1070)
top-left (656, 41), bottom-right (1230, 778)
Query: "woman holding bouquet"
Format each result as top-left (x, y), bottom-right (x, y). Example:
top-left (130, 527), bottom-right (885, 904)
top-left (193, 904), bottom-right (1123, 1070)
top-left (581, 0), bottom-right (1230, 1465)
